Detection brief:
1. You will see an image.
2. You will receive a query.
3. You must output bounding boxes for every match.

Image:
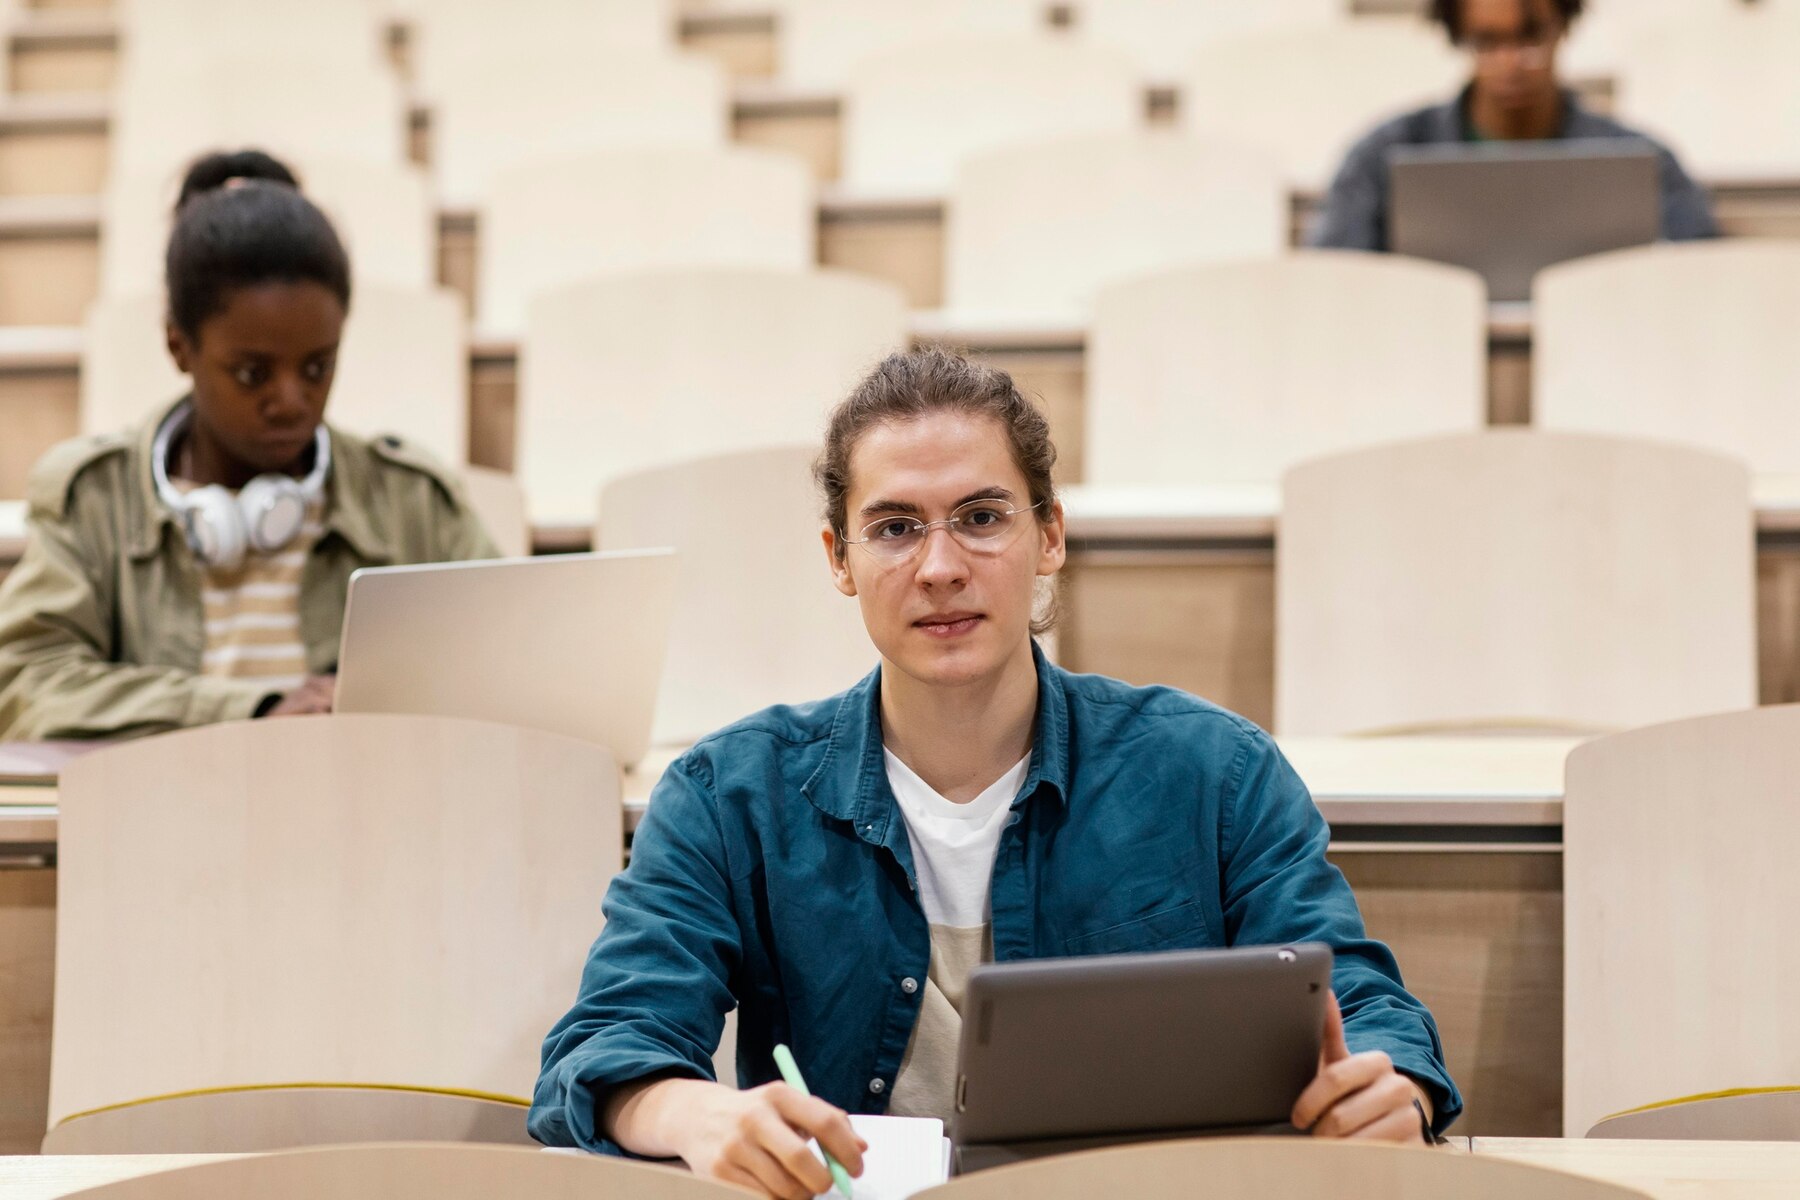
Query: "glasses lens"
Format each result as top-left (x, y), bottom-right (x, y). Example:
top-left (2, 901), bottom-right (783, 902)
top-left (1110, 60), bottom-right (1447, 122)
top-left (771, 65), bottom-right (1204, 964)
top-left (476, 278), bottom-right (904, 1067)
top-left (858, 516), bottom-right (924, 558)
top-left (953, 502), bottom-right (1015, 542)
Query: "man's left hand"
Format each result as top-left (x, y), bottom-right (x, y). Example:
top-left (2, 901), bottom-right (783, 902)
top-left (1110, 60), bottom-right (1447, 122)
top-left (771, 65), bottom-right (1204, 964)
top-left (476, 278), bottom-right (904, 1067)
top-left (1290, 990), bottom-right (1431, 1144)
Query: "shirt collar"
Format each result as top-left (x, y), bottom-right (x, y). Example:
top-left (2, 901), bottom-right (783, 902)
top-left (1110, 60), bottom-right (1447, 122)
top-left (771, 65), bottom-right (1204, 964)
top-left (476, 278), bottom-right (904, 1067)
top-left (802, 640), bottom-right (1072, 837)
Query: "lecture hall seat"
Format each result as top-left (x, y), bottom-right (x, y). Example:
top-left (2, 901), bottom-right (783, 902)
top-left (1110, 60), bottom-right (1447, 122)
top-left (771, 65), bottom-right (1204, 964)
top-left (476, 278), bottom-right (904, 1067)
top-left (515, 266), bottom-right (906, 524)
top-left (43, 716), bottom-right (621, 1153)
top-left (1275, 430), bottom-right (1756, 737)
top-left (1085, 252), bottom-right (1487, 487)
top-left (1564, 706), bottom-right (1800, 1137)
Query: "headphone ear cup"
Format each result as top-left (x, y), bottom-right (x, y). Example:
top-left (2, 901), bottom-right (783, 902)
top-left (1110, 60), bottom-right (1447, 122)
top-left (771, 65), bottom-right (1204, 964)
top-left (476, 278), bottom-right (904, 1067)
top-left (237, 475), bottom-right (308, 554)
top-left (182, 485), bottom-right (247, 572)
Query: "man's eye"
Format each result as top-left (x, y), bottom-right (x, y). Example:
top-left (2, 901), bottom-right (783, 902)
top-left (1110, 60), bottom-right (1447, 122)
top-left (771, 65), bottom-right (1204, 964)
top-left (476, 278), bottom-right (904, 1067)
top-left (302, 359), bottom-right (331, 383)
top-left (233, 365), bottom-right (267, 388)
top-left (876, 520), bottom-right (917, 540)
top-left (963, 507), bottom-right (1003, 527)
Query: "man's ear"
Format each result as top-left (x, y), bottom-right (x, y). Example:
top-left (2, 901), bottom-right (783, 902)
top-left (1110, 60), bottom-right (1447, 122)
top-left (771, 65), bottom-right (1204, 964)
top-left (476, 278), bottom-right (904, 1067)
top-left (822, 526), bottom-right (858, 598)
top-left (166, 321), bottom-right (194, 376)
top-left (1036, 500), bottom-right (1068, 578)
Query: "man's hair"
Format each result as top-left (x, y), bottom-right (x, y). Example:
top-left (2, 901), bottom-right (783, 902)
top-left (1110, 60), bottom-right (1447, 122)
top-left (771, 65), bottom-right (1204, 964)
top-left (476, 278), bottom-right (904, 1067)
top-left (1430, 0), bottom-right (1584, 41)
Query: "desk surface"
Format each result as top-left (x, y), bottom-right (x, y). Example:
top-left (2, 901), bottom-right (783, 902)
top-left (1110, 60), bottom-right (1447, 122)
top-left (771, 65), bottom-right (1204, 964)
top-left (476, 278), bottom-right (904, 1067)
top-left (1, 735), bottom-right (1577, 848)
top-left (7, 1141), bottom-right (1800, 1198)
top-left (1473, 1137), bottom-right (1800, 1199)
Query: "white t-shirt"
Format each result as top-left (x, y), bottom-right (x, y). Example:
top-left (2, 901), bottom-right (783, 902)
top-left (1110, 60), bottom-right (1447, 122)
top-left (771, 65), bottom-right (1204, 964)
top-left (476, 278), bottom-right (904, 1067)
top-left (882, 748), bottom-right (1030, 1122)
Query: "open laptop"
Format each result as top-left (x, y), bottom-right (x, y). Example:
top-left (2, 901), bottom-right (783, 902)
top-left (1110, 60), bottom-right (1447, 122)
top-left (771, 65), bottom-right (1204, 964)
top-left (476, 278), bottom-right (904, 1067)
top-left (951, 943), bottom-right (1331, 1173)
top-left (1388, 139), bottom-right (1661, 303)
top-left (334, 550), bottom-right (677, 767)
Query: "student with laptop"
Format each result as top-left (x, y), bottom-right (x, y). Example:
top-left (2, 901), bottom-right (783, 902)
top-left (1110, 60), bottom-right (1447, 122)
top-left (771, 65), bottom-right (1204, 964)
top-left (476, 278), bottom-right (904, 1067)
top-left (532, 350), bottom-right (1459, 1198)
top-left (0, 151), bottom-right (495, 740)
top-left (1311, 0), bottom-right (1717, 251)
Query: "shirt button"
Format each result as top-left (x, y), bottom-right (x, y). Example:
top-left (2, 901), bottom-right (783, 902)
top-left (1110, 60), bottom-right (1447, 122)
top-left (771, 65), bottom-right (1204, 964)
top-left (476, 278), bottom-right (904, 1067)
top-left (901, 977), bottom-right (918, 994)
top-left (869, 1078), bottom-right (886, 1095)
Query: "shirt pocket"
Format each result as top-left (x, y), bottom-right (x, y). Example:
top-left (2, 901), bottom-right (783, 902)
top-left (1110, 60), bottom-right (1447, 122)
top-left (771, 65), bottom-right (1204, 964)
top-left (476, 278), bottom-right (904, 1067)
top-left (1062, 896), bottom-right (1217, 958)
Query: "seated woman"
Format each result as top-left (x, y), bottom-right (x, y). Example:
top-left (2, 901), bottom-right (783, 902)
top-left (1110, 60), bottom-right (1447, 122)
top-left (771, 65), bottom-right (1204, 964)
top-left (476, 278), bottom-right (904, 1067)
top-left (0, 152), bottom-right (495, 739)
top-left (1312, 0), bottom-right (1718, 250)
top-left (531, 350), bottom-right (1459, 1198)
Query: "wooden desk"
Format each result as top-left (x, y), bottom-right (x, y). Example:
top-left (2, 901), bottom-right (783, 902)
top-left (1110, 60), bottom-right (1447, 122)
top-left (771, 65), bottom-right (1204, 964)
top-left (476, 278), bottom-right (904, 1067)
top-left (1474, 1137), bottom-right (1800, 1199)
top-left (10, 1141), bottom-right (1800, 1198)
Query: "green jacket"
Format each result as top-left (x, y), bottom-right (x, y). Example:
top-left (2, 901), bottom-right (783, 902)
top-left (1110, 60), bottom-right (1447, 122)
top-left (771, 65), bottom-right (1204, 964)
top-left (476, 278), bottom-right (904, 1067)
top-left (0, 404), bottom-right (498, 740)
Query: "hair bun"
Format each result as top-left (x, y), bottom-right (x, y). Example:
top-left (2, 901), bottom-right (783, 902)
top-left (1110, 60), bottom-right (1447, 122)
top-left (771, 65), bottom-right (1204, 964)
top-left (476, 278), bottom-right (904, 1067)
top-left (175, 149), bottom-right (302, 214)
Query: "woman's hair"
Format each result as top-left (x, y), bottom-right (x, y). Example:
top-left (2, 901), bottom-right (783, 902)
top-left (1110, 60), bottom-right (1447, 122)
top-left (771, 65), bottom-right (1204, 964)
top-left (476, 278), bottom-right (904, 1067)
top-left (1430, 0), bottom-right (1583, 40)
top-left (165, 150), bottom-right (352, 341)
top-left (815, 347), bottom-right (1061, 633)
top-left (173, 149), bottom-right (301, 213)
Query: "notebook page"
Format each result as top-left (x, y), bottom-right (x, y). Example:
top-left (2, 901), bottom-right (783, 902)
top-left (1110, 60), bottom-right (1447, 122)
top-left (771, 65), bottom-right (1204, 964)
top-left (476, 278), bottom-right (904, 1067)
top-left (812, 1114), bottom-right (949, 1200)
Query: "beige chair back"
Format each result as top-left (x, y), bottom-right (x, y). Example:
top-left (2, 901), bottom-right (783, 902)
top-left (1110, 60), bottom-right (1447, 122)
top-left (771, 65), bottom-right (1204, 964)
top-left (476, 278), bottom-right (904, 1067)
top-left (1276, 431), bottom-right (1755, 736)
top-left (841, 37), bottom-right (1143, 193)
top-left (912, 1138), bottom-right (1649, 1200)
top-left (431, 50), bottom-right (726, 209)
top-left (598, 446), bottom-right (875, 746)
top-left (517, 267), bottom-right (906, 523)
top-left (1565, 706), bottom-right (1800, 1136)
top-left (1536, 240), bottom-right (1800, 474)
top-left (116, 0), bottom-right (389, 72)
top-left (44, 1090), bottom-right (532, 1155)
top-left (102, 158), bottom-right (435, 299)
top-left (1588, 1089), bottom-right (1800, 1141)
top-left (81, 285), bottom-right (470, 466)
top-left (945, 133), bottom-right (1287, 323)
top-left (1614, 9), bottom-right (1800, 180)
top-left (54, 1143), bottom-right (749, 1199)
top-left (408, 0), bottom-right (674, 101)
top-left (779, 0), bottom-right (1044, 89)
top-left (48, 716), bottom-right (620, 1138)
top-left (1087, 252), bottom-right (1485, 486)
top-left (110, 57), bottom-right (408, 178)
top-left (477, 145), bottom-right (813, 337)
top-left (1181, 22), bottom-right (1464, 190)
top-left (1071, 0), bottom-right (1342, 80)
top-left (459, 466), bottom-right (529, 559)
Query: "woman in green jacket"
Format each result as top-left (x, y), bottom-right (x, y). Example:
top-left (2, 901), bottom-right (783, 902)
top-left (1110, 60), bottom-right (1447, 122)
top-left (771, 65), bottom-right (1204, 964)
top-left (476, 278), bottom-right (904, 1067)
top-left (0, 151), bottom-right (495, 740)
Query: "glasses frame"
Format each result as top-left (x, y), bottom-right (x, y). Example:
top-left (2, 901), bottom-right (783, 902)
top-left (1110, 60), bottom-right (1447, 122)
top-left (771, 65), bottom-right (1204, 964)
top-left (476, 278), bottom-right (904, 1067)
top-left (842, 498), bottom-right (1045, 561)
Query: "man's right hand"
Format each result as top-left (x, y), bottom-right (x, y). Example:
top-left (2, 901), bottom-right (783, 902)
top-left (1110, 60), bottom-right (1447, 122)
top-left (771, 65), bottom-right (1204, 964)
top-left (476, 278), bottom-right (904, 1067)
top-left (266, 675), bottom-right (335, 717)
top-left (607, 1077), bottom-right (866, 1199)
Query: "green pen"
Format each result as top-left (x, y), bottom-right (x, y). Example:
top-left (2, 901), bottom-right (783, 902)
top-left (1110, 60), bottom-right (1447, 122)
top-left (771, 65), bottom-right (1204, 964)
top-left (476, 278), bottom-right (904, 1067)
top-left (772, 1043), bottom-right (855, 1199)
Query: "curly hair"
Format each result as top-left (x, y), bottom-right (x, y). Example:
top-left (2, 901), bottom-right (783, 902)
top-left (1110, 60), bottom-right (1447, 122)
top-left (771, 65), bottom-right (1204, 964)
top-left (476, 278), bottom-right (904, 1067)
top-left (1430, 0), bottom-right (1584, 41)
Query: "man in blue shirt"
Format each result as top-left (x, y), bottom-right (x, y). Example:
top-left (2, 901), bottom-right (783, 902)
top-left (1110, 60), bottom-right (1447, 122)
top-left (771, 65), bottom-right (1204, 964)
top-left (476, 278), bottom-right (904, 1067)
top-left (532, 350), bottom-right (1458, 1198)
top-left (1313, 0), bottom-right (1718, 250)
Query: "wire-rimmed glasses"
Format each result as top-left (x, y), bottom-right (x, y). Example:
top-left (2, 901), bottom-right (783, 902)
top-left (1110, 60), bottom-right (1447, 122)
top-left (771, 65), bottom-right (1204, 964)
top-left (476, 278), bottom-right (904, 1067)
top-left (842, 498), bottom-right (1043, 561)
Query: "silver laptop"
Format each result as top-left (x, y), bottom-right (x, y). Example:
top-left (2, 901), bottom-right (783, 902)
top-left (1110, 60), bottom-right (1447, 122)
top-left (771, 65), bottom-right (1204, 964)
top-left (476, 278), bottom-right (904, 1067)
top-left (951, 943), bottom-right (1331, 1174)
top-left (1389, 139), bottom-right (1661, 303)
top-left (335, 550), bottom-right (677, 767)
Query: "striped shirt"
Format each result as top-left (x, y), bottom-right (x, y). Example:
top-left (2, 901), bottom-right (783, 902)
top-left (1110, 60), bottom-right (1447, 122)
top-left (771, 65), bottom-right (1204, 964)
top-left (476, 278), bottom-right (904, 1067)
top-left (174, 482), bottom-right (322, 691)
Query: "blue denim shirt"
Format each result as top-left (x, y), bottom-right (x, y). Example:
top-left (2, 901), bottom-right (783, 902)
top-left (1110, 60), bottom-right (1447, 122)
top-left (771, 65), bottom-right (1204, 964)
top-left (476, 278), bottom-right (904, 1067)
top-left (531, 646), bottom-right (1461, 1151)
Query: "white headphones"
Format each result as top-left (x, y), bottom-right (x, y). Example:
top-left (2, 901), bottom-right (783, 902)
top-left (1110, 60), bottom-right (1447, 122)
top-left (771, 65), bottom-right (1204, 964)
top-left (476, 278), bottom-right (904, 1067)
top-left (152, 402), bottom-right (332, 573)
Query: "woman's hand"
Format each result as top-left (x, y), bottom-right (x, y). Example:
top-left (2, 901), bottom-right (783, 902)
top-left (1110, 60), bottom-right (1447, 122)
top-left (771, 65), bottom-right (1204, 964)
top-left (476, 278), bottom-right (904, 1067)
top-left (608, 1077), bottom-right (867, 1199)
top-left (265, 675), bottom-right (335, 716)
top-left (1291, 992), bottom-right (1432, 1145)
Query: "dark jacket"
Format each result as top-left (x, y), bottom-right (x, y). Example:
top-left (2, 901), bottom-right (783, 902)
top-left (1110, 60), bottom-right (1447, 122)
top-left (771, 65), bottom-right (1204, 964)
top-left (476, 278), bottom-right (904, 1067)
top-left (1311, 85), bottom-right (1720, 251)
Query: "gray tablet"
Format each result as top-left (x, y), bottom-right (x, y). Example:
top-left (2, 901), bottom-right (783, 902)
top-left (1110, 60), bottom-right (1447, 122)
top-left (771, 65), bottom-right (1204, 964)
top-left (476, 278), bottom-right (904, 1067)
top-left (1389, 139), bottom-right (1660, 303)
top-left (952, 943), bottom-right (1331, 1173)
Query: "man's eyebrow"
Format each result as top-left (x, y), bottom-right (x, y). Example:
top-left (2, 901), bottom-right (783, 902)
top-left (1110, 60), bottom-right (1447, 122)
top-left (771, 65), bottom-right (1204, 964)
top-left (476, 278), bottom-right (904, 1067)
top-left (857, 486), bottom-right (1016, 519)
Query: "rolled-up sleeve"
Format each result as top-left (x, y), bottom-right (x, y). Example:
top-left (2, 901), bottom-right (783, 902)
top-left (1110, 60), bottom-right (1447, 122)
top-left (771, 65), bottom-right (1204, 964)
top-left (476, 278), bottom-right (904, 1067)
top-left (1219, 727), bottom-right (1463, 1132)
top-left (529, 755), bottom-right (742, 1152)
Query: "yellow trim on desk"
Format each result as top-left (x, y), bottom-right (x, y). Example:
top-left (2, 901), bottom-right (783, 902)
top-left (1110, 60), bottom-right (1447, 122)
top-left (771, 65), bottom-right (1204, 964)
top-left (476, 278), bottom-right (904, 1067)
top-left (1600, 1085), bottom-right (1800, 1122)
top-left (56, 1081), bottom-right (530, 1127)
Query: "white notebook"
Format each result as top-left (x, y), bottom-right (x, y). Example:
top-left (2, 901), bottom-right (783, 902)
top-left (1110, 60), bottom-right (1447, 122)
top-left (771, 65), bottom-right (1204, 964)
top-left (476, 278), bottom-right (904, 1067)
top-left (812, 1114), bottom-right (951, 1200)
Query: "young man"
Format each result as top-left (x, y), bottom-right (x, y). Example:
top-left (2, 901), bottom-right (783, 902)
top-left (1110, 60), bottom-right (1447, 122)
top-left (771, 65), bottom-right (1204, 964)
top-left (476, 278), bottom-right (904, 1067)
top-left (1312, 0), bottom-right (1718, 251)
top-left (532, 351), bottom-right (1457, 1199)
